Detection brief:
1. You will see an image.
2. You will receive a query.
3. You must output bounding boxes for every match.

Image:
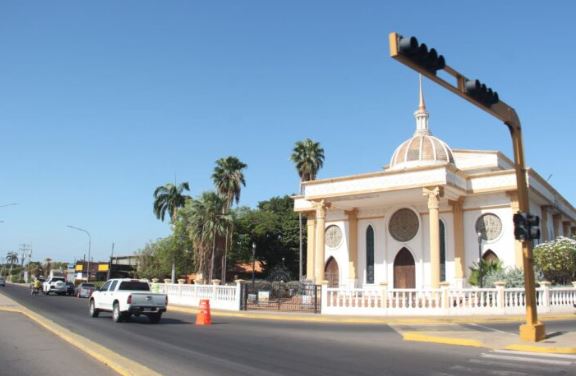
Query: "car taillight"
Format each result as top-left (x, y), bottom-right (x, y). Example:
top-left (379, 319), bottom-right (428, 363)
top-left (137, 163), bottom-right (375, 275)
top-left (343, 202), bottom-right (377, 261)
top-left (127, 294), bottom-right (132, 304)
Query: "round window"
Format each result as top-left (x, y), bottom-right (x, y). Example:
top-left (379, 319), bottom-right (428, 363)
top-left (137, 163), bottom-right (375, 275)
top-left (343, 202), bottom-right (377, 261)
top-left (325, 225), bottom-right (343, 248)
top-left (389, 208), bottom-right (419, 242)
top-left (475, 213), bottom-right (502, 241)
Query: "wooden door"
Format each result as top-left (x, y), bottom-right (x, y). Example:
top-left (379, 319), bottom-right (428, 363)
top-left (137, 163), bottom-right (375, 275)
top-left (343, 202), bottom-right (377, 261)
top-left (325, 257), bottom-right (339, 288)
top-left (394, 248), bottom-right (415, 289)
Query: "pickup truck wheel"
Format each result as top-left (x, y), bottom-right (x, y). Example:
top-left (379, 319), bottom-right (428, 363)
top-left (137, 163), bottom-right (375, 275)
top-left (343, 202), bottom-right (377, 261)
top-left (112, 303), bottom-right (125, 323)
top-left (148, 313), bottom-right (162, 324)
top-left (89, 300), bottom-right (99, 318)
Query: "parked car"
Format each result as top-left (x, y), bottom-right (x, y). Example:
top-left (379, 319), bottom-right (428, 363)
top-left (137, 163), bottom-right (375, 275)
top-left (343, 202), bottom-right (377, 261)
top-left (0, 277), bottom-right (5, 287)
top-left (75, 283), bottom-right (95, 298)
top-left (90, 279), bottom-right (168, 323)
top-left (65, 282), bottom-right (75, 296)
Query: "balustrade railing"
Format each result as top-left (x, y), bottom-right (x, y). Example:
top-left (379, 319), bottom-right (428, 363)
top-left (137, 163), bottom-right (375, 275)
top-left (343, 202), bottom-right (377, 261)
top-left (154, 281), bottom-right (242, 311)
top-left (321, 282), bottom-right (576, 316)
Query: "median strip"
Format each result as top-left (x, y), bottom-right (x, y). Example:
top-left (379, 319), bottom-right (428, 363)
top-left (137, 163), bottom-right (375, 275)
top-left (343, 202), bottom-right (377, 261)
top-left (0, 302), bottom-right (161, 376)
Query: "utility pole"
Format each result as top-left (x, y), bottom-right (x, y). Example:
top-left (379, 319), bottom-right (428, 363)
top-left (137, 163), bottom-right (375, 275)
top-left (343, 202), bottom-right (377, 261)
top-left (19, 244), bottom-right (32, 282)
top-left (389, 32), bottom-right (544, 342)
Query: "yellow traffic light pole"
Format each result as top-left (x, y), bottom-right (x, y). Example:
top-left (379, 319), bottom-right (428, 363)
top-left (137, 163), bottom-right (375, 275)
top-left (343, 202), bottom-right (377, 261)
top-left (389, 32), bottom-right (545, 342)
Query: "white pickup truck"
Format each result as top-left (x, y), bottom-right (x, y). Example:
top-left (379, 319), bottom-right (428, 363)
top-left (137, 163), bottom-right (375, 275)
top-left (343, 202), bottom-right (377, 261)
top-left (89, 279), bottom-right (168, 323)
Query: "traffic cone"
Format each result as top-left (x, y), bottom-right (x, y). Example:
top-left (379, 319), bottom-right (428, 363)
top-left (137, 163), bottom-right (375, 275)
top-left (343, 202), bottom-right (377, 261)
top-left (195, 299), bottom-right (212, 325)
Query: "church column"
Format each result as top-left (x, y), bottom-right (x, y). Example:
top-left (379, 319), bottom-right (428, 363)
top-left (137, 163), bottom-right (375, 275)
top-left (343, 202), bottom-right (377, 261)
top-left (314, 200), bottom-right (327, 282)
top-left (552, 214), bottom-right (562, 238)
top-left (346, 209), bottom-right (358, 287)
top-left (449, 198), bottom-right (465, 288)
top-left (424, 187), bottom-right (443, 288)
top-left (508, 192), bottom-right (524, 269)
top-left (562, 221), bottom-right (571, 238)
top-left (540, 206), bottom-right (550, 242)
top-left (305, 212), bottom-right (316, 281)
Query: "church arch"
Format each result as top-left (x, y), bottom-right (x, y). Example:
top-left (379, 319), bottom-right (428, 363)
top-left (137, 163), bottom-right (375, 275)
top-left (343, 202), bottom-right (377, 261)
top-left (325, 257), bottom-right (339, 288)
top-left (482, 249), bottom-right (499, 263)
top-left (366, 225), bottom-right (375, 284)
top-left (393, 247), bottom-right (416, 289)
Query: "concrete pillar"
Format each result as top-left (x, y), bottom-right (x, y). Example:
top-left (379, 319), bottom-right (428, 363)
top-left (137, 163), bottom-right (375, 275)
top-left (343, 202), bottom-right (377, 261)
top-left (305, 213), bottom-right (316, 281)
top-left (346, 208), bottom-right (358, 286)
top-left (553, 214), bottom-right (562, 238)
top-left (314, 201), bottom-right (327, 283)
top-left (424, 187), bottom-right (442, 288)
top-left (540, 206), bottom-right (550, 242)
top-left (449, 198), bottom-right (465, 285)
top-left (562, 221), bottom-right (571, 238)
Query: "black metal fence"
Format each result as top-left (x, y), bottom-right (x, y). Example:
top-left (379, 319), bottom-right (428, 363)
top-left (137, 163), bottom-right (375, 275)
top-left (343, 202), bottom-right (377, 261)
top-left (240, 281), bottom-right (321, 313)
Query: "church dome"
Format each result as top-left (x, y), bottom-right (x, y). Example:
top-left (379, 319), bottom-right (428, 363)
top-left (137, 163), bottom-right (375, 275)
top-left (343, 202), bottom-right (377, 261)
top-left (388, 76), bottom-right (454, 171)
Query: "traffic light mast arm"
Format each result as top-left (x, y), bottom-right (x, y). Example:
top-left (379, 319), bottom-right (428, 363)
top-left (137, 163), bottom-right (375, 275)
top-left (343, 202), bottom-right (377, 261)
top-left (389, 32), bottom-right (518, 130)
top-left (389, 31), bottom-right (542, 340)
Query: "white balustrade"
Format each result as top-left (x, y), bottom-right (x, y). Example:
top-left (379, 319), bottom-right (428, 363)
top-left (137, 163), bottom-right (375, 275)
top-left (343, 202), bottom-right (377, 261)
top-left (156, 282), bottom-right (241, 311)
top-left (321, 284), bottom-right (576, 316)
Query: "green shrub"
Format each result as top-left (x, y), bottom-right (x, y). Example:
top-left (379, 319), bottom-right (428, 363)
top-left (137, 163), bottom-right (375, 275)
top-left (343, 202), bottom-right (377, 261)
top-left (534, 237), bottom-right (576, 285)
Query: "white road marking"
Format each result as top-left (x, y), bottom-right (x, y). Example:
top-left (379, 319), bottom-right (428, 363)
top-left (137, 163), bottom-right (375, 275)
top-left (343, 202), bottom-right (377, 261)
top-left (480, 353), bottom-right (573, 366)
top-left (493, 349), bottom-right (576, 360)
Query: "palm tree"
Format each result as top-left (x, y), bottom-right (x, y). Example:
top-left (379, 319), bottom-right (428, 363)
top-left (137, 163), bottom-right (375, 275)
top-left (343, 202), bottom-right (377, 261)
top-left (153, 182), bottom-right (191, 282)
top-left (6, 252), bottom-right (18, 278)
top-left (290, 138), bottom-right (325, 281)
top-left (186, 192), bottom-right (231, 283)
top-left (212, 156), bottom-right (247, 283)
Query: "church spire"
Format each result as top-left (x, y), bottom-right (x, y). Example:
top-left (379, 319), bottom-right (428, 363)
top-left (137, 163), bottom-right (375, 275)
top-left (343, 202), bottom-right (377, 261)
top-left (414, 74), bottom-right (430, 135)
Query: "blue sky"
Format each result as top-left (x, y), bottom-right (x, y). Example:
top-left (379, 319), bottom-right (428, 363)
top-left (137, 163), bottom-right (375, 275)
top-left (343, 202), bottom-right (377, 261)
top-left (1, 1), bottom-right (575, 262)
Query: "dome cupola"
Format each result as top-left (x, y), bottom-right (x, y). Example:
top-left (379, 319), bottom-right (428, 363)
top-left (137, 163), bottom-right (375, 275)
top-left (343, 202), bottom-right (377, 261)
top-left (388, 76), bottom-right (454, 170)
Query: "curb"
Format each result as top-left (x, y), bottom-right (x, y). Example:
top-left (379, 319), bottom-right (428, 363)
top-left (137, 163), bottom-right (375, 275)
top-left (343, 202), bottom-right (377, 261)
top-left (0, 305), bottom-right (161, 376)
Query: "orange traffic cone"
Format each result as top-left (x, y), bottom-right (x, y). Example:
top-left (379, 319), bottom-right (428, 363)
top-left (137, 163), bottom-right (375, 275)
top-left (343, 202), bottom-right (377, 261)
top-left (195, 299), bottom-right (212, 325)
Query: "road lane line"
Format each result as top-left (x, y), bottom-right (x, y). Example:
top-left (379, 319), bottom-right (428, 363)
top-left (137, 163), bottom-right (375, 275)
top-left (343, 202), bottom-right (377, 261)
top-left (480, 353), bottom-right (572, 366)
top-left (494, 349), bottom-right (576, 360)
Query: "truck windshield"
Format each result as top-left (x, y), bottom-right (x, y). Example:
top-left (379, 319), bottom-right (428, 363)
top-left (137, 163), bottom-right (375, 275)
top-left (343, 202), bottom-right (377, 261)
top-left (118, 281), bottom-right (150, 291)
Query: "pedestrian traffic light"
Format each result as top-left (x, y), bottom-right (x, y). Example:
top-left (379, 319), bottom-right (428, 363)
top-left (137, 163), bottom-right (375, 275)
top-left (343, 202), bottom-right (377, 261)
top-left (513, 212), bottom-right (541, 241)
top-left (396, 35), bottom-right (446, 75)
top-left (464, 79), bottom-right (499, 107)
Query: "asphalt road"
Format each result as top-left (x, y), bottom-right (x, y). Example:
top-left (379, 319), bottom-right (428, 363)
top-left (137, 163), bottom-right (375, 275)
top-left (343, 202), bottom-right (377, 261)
top-left (1, 284), bottom-right (574, 376)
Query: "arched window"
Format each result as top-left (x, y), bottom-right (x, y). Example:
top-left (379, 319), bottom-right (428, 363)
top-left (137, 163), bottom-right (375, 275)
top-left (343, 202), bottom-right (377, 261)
top-left (482, 249), bottom-right (499, 263)
top-left (439, 220), bottom-right (446, 281)
top-left (366, 225), bottom-right (374, 284)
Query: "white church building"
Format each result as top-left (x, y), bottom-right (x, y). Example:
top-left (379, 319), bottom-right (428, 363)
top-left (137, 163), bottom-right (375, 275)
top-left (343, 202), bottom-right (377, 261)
top-left (294, 79), bottom-right (576, 290)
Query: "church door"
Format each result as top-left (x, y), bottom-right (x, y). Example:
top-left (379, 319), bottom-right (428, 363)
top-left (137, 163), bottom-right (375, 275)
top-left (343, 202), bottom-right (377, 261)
top-left (394, 248), bottom-right (415, 289)
top-left (325, 257), bottom-right (339, 288)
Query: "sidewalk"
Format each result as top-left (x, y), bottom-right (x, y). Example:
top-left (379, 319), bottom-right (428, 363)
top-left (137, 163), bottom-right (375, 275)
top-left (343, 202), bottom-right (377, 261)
top-left (0, 289), bottom-right (160, 376)
top-left (169, 304), bottom-right (576, 354)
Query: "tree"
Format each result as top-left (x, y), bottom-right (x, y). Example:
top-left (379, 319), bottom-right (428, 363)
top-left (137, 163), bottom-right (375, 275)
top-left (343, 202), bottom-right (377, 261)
top-left (183, 192), bottom-right (231, 283)
top-left (212, 156), bottom-right (247, 283)
top-left (153, 181), bottom-right (190, 282)
top-left (232, 196), bottom-right (301, 278)
top-left (534, 237), bottom-right (576, 285)
top-left (290, 138), bottom-right (325, 280)
top-left (6, 252), bottom-right (19, 278)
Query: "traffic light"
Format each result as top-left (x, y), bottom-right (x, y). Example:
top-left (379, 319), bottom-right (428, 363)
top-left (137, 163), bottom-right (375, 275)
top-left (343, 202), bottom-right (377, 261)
top-left (397, 35), bottom-right (446, 75)
top-left (464, 79), bottom-right (499, 107)
top-left (513, 212), bottom-right (541, 241)
top-left (527, 214), bottom-right (541, 241)
top-left (513, 212), bottom-right (528, 241)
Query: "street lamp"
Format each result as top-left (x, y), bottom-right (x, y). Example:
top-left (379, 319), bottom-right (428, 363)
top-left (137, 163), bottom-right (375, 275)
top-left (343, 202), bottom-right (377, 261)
top-left (389, 32), bottom-right (545, 341)
top-left (477, 231), bottom-right (483, 288)
top-left (251, 242), bottom-right (256, 289)
top-left (67, 225), bottom-right (92, 282)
